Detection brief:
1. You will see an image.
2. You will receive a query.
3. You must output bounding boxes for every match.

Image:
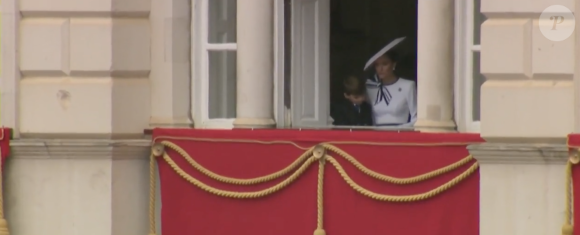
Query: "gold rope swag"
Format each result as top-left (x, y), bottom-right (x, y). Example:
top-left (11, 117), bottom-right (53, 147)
top-left (148, 137), bottom-right (480, 235)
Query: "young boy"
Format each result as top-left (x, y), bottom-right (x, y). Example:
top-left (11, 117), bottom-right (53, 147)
top-left (331, 76), bottom-right (373, 126)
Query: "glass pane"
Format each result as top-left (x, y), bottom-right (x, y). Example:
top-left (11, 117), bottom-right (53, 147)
top-left (473, 0), bottom-right (487, 45)
top-left (208, 51), bottom-right (237, 119)
top-left (208, 0), bottom-right (237, 43)
top-left (472, 52), bottom-right (484, 122)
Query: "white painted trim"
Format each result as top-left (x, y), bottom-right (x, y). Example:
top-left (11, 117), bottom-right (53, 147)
top-left (199, 118), bottom-right (234, 129)
top-left (454, 0), bottom-right (480, 133)
top-left (191, 0), bottom-right (202, 127)
top-left (206, 43), bottom-right (237, 50)
top-left (453, 0), bottom-right (468, 132)
top-left (464, 0), bottom-right (476, 130)
top-left (466, 120), bottom-right (480, 133)
top-left (199, 0), bottom-right (212, 127)
top-left (191, 0), bottom-right (237, 130)
top-left (576, 0), bottom-right (580, 132)
top-left (273, 0), bottom-right (286, 128)
top-left (465, 0), bottom-right (481, 132)
top-left (1, 0), bottom-right (20, 137)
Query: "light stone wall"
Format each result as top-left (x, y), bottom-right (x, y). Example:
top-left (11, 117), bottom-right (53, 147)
top-left (18, 0), bottom-right (152, 136)
top-left (4, 139), bottom-right (152, 235)
top-left (149, 0), bottom-right (191, 128)
top-left (2, 0), bottom-right (580, 235)
top-left (480, 0), bottom-right (576, 141)
top-left (2, 0), bottom-right (187, 234)
top-left (470, 143), bottom-right (569, 235)
top-left (474, 1), bottom-right (577, 235)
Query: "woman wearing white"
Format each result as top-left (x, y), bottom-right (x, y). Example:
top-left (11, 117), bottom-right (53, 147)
top-left (365, 38), bottom-right (417, 127)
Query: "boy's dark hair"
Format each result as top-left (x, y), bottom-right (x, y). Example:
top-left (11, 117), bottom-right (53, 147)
top-left (343, 76), bottom-right (365, 96)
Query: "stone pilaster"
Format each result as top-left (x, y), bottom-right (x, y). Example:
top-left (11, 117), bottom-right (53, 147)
top-left (149, 0), bottom-right (192, 128)
top-left (18, 0), bottom-right (151, 137)
top-left (469, 143), bottom-right (568, 235)
top-left (10, 0), bottom-right (155, 235)
top-left (5, 139), bottom-right (151, 235)
top-left (480, 0), bottom-right (575, 142)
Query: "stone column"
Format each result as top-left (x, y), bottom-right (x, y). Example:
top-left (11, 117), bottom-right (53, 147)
top-left (414, 0), bottom-right (456, 132)
top-left (233, 0), bottom-right (276, 129)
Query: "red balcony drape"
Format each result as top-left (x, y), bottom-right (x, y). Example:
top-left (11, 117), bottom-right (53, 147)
top-left (152, 128), bottom-right (481, 235)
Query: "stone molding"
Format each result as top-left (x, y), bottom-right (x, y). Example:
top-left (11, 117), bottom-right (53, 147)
top-left (9, 138), bottom-right (151, 159)
top-left (468, 143), bottom-right (568, 164)
top-left (7, 138), bottom-right (571, 164)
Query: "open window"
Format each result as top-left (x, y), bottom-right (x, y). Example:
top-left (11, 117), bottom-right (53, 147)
top-left (288, 0), bottom-right (330, 127)
top-left (190, 0), bottom-right (477, 132)
top-left (288, 0), bottom-right (418, 129)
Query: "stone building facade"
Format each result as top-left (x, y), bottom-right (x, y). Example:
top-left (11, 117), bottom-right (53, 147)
top-left (0, 0), bottom-right (576, 234)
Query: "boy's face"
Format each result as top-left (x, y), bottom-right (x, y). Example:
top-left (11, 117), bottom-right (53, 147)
top-left (344, 93), bottom-right (366, 105)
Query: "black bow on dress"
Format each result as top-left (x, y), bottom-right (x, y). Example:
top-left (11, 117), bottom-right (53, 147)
top-left (366, 75), bottom-right (392, 107)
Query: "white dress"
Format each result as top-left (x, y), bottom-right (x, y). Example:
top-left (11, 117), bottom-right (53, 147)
top-left (365, 75), bottom-right (417, 127)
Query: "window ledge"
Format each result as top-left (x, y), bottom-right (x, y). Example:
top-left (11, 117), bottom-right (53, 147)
top-left (467, 143), bottom-right (568, 165)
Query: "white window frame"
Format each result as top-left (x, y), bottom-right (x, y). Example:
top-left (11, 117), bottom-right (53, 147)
top-left (454, 0), bottom-right (481, 133)
top-left (273, 0), bottom-right (287, 128)
top-left (191, 0), bottom-right (237, 129)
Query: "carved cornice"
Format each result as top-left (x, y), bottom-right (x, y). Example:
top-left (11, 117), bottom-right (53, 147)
top-left (467, 143), bottom-right (568, 164)
top-left (9, 139), bottom-right (151, 159)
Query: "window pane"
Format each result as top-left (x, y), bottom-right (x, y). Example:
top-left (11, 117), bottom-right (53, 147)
top-left (208, 51), bottom-right (237, 118)
top-left (208, 0), bottom-right (237, 43)
top-left (473, 0), bottom-right (486, 45)
top-left (472, 52), bottom-right (484, 122)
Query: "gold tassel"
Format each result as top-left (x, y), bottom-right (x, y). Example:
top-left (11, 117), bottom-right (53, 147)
top-left (313, 228), bottom-right (326, 235)
top-left (562, 224), bottom-right (573, 235)
top-left (149, 144), bottom-right (165, 235)
top-left (0, 219), bottom-right (9, 235)
top-left (313, 147), bottom-right (326, 235)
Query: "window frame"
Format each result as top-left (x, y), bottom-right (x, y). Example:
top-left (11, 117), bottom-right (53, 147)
top-left (274, 0), bottom-right (287, 128)
top-left (454, 0), bottom-right (481, 133)
top-left (191, 0), bottom-right (237, 129)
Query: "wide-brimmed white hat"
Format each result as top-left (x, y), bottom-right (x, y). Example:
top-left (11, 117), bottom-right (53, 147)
top-left (363, 37), bottom-right (406, 71)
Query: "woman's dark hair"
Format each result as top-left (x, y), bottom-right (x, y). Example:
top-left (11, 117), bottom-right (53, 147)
top-left (382, 50), bottom-right (399, 63)
top-left (373, 50), bottom-right (400, 78)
